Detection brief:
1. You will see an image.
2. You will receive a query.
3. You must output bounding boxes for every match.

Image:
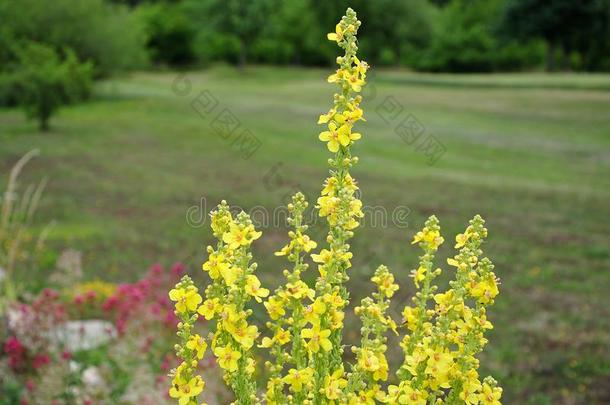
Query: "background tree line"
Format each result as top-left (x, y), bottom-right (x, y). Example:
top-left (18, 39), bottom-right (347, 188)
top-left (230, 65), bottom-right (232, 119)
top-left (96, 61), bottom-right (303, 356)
top-left (137, 0), bottom-right (610, 72)
top-left (1, 0), bottom-right (609, 128)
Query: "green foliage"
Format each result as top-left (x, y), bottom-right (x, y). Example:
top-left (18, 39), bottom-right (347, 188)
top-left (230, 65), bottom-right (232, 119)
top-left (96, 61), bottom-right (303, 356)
top-left (182, 0), bottom-right (273, 67)
top-left (175, 0), bottom-right (608, 72)
top-left (11, 43), bottom-right (93, 131)
top-left (1, 0), bottom-right (607, 73)
top-left (415, 0), bottom-right (544, 72)
top-left (0, 0), bottom-right (147, 76)
top-left (501, 0), bottom-right (610, 71)
top-left (138, 3), bottom-right (197, 66)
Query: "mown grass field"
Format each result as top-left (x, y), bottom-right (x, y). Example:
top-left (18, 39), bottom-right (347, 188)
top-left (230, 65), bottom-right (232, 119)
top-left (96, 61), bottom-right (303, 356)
top-left (1, 67), bottom-right (609, 404)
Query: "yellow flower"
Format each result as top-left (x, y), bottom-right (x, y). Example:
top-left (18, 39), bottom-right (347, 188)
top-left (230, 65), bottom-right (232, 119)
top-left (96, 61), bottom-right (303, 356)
top-left (226, 319), bottom-right (258, 349)
top-left (274, 328), bottom-right (291, 345)
top-left (273, 244), bottom-right (290, 256)
top-left (411, 227), bottom-right (444, 250)
top-left (403, 385), bottom-right (428, 405)
top-left (319, 122), bottom-right (352, 152)
top-left (327, 68), bottom-right (344, 84)
top-left (321, 176), bottom-right (338, 196)
top-left (284, 280), bottom-right (314, 300)
top-left (218, 303), bottom-right (240, 326)
top-left (479, 383), bottom-right (502, 405)
top-left (412, 265), bottom-right (427, 288)
top-left (214, 345), bottom-right (241, 372)
top-left (317, 196), bottom-right (340, 219)
top-left (327, 23), bottom-right (344, 42)
top-left (372, 272), bottom-right (399, 298)
top-left (346, 71), bottom-right (365, 92)
top-left (202, 251), bottom-right (229, 279)
top-left (470, 276), bottom-right (499, 304)
top-left (220, 265), bottom-right (242, 287)
top-left (71, 281), bottom-right (116, 301)
top-left (329, 308), bottom-right (345, 330)
top-left (460, 370), bottom-right (483, 405)
top-left (311, 248), bottom-right (332, 264)
top-left (303, 298), bottom-right (326, 324)
top-left (373, 354), bottom-right (389, 381)
top-left (197, 298), bottom-right (221, 320)
top-left (245, 275), bottom-right (269, 302)
top-left (186, 334), bottom-right (207, 360)
top-left (169, 375), bottom-right (204, 405)
top-left (401, 306), bottom-right (419, 331)
top-left (350, 390), bottom-right (376, 405)
top-left (455, 230), bottom-right (471, 248)
top-left (301, 325), bottom-right (332, 353)
top-left (323, 367), bottom-right (347, 400)
top-left (425, 348), bottom-right (454, 387)
top-left (354, 56), bottom-right (369, 77)
top-left (358, 349), bottom-right (380, 372)
top-left (264, 296), bottom-right (286, 320)
top-left (297, 234), bottom-right (317, 252)
top-left (169, 286), bottom-right (202, 313)
top-left (223, 223), bottom-right (261, 250)
top-left (334, 106), bottom-right (364, 127)
top-left (318, 108), bottom-right (337, 124)
top-left (282, 367), bottom-right (314, 392)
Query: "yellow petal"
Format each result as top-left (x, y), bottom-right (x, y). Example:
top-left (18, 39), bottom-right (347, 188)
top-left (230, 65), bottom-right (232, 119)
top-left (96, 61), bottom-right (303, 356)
top-left (328, 141), bottom-right (340, 153)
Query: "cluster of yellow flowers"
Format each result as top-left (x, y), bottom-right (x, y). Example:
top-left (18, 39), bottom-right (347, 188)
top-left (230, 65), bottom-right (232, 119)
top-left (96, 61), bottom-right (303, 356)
top-left (390, 215), bottom-right (502, 405)
top-left (169, 8), bottom-right (502, 405)
top-left (70, 280), bottom-right (117, 301)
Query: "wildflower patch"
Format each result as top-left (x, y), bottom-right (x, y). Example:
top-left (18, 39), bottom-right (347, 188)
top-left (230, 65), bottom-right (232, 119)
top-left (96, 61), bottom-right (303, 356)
top-left (169, 8), bottom-right (502, 405)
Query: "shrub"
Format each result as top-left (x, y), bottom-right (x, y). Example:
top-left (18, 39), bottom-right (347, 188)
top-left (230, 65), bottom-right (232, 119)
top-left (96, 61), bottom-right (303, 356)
top-left (1, 264), bottom-right (189, 404)
top-left (168, 8), bottom-right (503, 405)
top-left (11, 42), bottom-right (93, 131)
top-left (138, 3), bottom-right (197, 67)
top-left (0, 0), bottom-right (147, 76)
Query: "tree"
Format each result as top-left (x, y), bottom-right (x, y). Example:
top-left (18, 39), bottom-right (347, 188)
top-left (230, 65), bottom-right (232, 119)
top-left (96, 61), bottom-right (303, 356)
top-left (183, 0), bottom-right (272, 69)
top-left (502, 0), bottom-right (609, 71)
top-left (0, 0), bottom-right (146, 76)
top-left (139, 2), bottom-right (197, 66)
top-left (12, 43), bottom-right (93, 131)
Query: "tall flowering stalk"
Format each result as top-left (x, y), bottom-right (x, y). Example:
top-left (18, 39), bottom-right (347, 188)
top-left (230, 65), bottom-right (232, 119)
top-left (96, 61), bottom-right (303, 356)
top-left (308, 8), bottom-right (367, 401)
top-left (169, 8), bottom-right (503, 405)
top-left (262, 192), bottom-right (317, 404)
top-left (347, 265), bottom-right (399, 403)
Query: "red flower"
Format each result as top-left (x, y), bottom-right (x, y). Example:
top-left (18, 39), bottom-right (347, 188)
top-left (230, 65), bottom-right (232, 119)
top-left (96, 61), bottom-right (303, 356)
top-left (4, 336), bottom-right (25, 370)
top-left (32, 354), bottom-right (51, 369)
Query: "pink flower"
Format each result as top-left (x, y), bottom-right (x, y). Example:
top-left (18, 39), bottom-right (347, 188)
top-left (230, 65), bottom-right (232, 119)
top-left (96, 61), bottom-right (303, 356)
top-left (4, 336), bottom-right (25, 370)
top-left (32, 354), bottom-right (50, 369)
top-left (171, 262), bottom-right (185, 278)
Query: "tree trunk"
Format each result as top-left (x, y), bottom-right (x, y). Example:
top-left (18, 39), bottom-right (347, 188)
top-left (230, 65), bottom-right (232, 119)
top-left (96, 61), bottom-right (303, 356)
top-left (560, 45), bottom-right (571, 71)
top-left (546, 41), bottom-right (556, 72)
top-left (238, 40), bottom-right (247, 71)
top-left (39, 115), bottom-right (49, 132)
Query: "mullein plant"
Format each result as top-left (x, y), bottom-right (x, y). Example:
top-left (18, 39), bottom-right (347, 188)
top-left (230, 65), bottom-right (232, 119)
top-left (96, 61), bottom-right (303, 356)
top-left (169, 8), bottom-right (502, 405)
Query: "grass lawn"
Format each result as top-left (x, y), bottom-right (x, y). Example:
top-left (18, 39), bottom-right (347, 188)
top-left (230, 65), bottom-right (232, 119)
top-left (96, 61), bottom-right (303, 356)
top-left (1, 67), bottom-right (609, 404)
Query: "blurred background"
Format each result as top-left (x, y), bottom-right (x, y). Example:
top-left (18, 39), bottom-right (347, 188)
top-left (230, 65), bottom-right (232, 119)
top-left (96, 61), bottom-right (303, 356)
top-left (1, 0), bottom-right (609, 404)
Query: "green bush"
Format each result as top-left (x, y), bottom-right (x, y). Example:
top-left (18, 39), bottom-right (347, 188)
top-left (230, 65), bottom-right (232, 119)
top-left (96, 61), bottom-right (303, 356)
top-left (11, 42), bottom-right (93, 131)
top-left (138, 3), bottom-right (197, 66)
top-left (0, 0), bottom-right (146, 76)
